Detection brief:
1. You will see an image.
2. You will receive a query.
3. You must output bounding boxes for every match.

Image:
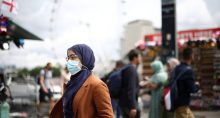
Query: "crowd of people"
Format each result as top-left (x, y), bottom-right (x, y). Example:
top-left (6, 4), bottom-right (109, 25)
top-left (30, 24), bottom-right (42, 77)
top-left (36, 43), bottom-right (199, 118)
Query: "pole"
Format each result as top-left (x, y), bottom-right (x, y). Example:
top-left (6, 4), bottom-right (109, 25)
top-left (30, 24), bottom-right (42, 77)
top-left (161, 0), bottom-right (177, 62)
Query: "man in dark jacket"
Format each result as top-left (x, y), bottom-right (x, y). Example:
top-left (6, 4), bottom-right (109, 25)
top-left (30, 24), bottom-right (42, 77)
top-left (173, 48), bottom-right (199, 118)
top-left (119, 49), bottom-right (141, 118)
top-left (101, 60), bottom-right (124, 83)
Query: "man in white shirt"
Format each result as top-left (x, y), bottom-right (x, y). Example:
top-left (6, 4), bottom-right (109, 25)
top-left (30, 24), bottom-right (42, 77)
top-left (37, 62), bottom-right (55, 116)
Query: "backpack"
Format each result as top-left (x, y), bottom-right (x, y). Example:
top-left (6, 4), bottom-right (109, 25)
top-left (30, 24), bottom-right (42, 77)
top-left (36, 76), bottom-right (41, 85)
top-left (36, 69), bottom-right (46, 85)
top-left (163, 66), bottom-right (191, 112)
top-left (106, 65), bottom-right (130, 98)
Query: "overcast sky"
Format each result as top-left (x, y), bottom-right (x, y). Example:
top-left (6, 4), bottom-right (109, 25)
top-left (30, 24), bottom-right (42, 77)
top-left (0, 0), bottom-right (220, 72)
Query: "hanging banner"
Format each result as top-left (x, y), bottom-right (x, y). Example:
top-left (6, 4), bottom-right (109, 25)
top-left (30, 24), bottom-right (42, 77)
top-left (144, 27), bottom-right (220, 46)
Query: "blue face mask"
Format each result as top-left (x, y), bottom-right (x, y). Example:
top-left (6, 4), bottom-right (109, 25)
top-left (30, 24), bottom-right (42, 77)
top-left (67, 60), bottom-right (82, 75)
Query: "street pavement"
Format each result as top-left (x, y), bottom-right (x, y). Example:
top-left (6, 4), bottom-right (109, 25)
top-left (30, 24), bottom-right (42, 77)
top-left (9, 103), bottom-right (220, 118)
top-left (141, 108), bottom-right (220, 118)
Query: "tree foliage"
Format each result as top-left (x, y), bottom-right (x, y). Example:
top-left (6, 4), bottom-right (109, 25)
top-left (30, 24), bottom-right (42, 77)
top-left (17, 66), bottom-right (61, 78)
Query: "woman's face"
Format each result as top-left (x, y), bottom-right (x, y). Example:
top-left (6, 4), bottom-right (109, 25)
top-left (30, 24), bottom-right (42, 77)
top-left (67, 50), bottom-right (81, 62)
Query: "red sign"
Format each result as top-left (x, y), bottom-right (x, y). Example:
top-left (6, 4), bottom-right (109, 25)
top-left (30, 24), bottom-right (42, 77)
top-left (144, 27), bottom-right (220, 46)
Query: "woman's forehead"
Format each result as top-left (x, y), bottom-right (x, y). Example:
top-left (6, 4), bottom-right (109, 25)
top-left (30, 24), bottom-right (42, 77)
top-left (67, 50), bottom-right (76, 55)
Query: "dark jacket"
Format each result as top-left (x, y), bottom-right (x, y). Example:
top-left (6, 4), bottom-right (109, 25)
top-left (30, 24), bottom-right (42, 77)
top-left (173, 62), bottom-right (199, 108)
top-left (119, 64), bottom-right (139, 110)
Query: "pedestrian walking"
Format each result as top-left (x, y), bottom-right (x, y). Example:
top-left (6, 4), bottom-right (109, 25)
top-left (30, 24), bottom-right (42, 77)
top-left (37, 62), bottom-right (55, 117)
top-left (107, 60), bottom-right (124, 118)
top-left (172, 48), bottom-right (199, 118)
top-left (118, 49), bottom-right (141, 118)
top-left (50, 44), bottom-right (114, 118)
top-left (101, 60), bottom-right (124, 84)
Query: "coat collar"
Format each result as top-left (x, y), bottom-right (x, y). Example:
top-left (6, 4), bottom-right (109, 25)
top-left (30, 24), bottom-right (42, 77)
top-left (72, 74), bottom-right (94, 113)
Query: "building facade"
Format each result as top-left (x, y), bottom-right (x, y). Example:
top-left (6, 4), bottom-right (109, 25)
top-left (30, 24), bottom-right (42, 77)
top-left (120, 20), bottom-right (156, 58)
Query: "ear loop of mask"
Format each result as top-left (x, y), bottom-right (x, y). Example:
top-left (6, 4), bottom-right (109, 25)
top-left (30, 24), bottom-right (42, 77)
top-left (76, 60), bottom-right (89, 70)
top-left (81, 64), bottom-right (89, 70)
top-left (77, 61), bottom-right (89, 70)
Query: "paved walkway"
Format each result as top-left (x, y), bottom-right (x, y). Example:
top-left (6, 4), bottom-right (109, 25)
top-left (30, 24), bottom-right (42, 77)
top-left (141, 108), bottom-right (220, 118)
top-left (10, 103), bottom-right (220, 118)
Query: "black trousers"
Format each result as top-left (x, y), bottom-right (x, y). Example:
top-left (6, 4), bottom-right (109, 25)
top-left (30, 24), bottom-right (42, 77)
top-left (120, 107), bottom-right (140, 118)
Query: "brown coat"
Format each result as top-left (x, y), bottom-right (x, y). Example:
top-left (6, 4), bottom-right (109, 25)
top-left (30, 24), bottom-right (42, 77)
top-left (49, 74), bottom-right (114, 118)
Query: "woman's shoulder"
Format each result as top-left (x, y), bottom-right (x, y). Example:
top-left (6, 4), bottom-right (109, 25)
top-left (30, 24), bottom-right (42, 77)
top-left (87, 74), bottom-right (106, 87)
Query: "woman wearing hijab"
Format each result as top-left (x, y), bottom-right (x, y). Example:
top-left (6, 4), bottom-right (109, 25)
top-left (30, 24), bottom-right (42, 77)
top-left (144, 60), bottom-right (168, 118)
top-left (50, 44), bottom-right (114, 118)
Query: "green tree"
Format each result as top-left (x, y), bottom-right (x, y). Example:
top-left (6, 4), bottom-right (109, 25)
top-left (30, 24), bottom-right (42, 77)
top-left (52, 67), bottom-right (61, 77)
top-left (29, 66), bottom-right (61, 78)
top-left (30, 66), bottom-right (42, 77)
top-left (17, 68), bottom-right (30, 78)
